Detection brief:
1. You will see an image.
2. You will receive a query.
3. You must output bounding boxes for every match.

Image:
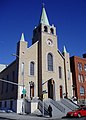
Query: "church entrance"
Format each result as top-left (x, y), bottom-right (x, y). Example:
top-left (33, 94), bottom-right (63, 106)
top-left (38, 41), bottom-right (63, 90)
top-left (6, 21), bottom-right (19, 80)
top-left (60, 85), bottom-right (63, 98)
top-left (48, 79), bottom-right (54, 99)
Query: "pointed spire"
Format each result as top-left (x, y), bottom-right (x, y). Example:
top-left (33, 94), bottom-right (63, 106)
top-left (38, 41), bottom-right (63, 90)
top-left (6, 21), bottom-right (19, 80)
top-left (63, 46), bottom-right (67, 53)
top-left (40, 4), bottom-right (49, 25)
top-left (20, 33), bottom-right (25, 41)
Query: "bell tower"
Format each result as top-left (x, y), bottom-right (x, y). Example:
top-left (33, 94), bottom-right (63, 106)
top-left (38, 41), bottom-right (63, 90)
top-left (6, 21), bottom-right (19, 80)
top-left (32, 5), bottom-right (58, 48)
top-left (32, 5), bottom-right (58, 98)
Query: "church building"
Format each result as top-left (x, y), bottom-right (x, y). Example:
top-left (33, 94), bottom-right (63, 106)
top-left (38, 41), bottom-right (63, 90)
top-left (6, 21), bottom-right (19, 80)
top-left (0, 6), bottom-right (73, 113)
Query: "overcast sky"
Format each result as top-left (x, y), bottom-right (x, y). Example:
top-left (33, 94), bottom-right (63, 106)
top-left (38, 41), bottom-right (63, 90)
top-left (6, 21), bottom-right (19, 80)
top-left (0, 0), bottom-right (86, 64)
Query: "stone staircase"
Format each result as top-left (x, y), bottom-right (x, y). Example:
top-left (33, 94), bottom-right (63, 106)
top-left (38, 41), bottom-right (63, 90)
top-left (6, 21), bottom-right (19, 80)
top-left (38, 98), bottom-right (79, 118)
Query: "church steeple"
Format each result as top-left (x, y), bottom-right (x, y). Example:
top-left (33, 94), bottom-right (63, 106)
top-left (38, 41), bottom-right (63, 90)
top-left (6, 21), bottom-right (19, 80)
top-left (40, 4), bottom-right (49, 25)
top-left (32, 4), bottom-right (57, 45)
top-left (20, 33), bottom-right (25, 41)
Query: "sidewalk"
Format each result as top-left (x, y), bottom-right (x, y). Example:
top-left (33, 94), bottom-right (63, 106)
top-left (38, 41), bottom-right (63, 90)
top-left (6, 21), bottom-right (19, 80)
top-left (0, 113), bottom-right (61, 120)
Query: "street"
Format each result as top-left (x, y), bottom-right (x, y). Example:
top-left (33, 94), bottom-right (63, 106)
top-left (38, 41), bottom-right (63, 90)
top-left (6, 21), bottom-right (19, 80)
top-left (62, 117), bottom-right (86, 120)
top-left (0, 113), bottom-right (86, 120)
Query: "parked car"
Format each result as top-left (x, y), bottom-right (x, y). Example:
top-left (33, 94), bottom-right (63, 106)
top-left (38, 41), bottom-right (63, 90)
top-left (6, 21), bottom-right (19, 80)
top-left (0, 109), bottom-right (5, 113)
top-left (5, 109), bottom-right (14, 113)
top-left (66, 106), bottom-right (86, 118)
top-left (7, 110), bottom-right (14, 113)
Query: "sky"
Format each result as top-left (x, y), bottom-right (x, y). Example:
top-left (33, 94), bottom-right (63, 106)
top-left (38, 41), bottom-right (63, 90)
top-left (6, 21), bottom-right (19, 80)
top-left (0, 0), bottom-right (86, 64)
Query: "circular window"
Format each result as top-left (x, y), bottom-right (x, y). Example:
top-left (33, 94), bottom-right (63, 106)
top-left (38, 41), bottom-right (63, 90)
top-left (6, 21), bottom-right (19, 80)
top-left (47, 39), bottom-right (53, 46)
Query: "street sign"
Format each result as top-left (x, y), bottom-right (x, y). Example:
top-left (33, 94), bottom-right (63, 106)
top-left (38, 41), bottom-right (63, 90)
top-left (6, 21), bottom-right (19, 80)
top-left (22, 89), bottom-right (26, 94)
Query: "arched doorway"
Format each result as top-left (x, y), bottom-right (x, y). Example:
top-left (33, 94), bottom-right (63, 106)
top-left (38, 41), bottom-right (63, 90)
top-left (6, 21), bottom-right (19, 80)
top-left (60, 85), bottom-right (63, 98)
top-left (48, 79), bottom-right (55, 99)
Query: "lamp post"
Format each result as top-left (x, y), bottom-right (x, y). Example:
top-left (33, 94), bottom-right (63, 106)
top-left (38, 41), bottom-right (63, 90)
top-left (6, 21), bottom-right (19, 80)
top-left (12, 53), bottom-right (25, 114)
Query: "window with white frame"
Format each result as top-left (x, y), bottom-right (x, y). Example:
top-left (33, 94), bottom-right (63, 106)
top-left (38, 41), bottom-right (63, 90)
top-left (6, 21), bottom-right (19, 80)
top-left (81, 74), bottom-right (84, 82)
top-left (78, 74), bottom-right (80, 82)
top-left (80, 86), bottom-right (85, 95)
top-left (84, 64), bottom-right (86, 71)
top-left (84, 75), bottom-right (86, 81)
top-left (78, 63), bottom-right (82, 71)
top-left (47, 53), bottom-right (53, 71)
top-left (30, 62), bottom-right (34, 75)
top-left (78, 74), bottom-right (84, 83)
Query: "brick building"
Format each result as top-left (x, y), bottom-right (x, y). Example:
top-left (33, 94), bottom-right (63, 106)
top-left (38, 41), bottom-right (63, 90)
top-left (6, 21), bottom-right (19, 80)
top-left (70, 54), bottom-right (86, 105)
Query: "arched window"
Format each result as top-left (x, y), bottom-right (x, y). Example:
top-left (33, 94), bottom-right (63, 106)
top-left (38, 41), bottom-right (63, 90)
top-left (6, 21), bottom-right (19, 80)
top-left (30, 62), bottom-right (34, 75)
top-left (59, 66), bottom-right (62, 79)
top-left (44, 26), bottom-right (48, 32)
top-left (80, 86), bottom-right (85, 95)
top-left (50, 28), bottom-right (54, 34)
top-left (48, 53), bottom-right (53, 71)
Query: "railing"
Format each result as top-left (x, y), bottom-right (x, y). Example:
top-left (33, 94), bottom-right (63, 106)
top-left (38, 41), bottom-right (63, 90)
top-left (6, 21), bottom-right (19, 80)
top-left (67, 98), bottom-right (80, 107)
top-left (38, 100), bottom-right (49, 115)
top-left (50, 99), bottom-right (65, 113)
top-left (61, 99), bottom-right (77, 110)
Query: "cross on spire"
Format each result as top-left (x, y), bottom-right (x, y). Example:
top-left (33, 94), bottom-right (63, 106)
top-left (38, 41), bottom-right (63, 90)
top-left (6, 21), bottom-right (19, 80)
top-left (40, 4), bottom-right (49, 25)
top-left (42, 3), bottom-right (45, 7)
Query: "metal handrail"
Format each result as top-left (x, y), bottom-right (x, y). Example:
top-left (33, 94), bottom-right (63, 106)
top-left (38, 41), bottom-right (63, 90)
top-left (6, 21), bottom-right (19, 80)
top-left (61, 99), bottom-right (76, 110)
top-left (50, 99), bottom-right (65, 113)
top-left (38, 100), bottom-right (49, 115)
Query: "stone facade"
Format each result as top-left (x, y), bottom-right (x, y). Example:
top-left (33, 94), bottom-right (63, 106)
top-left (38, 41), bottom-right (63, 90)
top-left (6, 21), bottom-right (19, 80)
top-left (0, 6), bottom-right (73, 113)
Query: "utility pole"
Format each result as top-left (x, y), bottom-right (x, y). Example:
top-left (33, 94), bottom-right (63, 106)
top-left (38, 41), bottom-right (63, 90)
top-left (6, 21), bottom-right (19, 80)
top-left (12, 53), bottom-right (26, 114)
top-left (21, 62), bottom-right (25, 114)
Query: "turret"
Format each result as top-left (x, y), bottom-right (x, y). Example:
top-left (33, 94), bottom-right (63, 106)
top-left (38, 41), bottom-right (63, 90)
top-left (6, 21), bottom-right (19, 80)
top-left (63, 46), bottom-right (73, 98)
top-left (16, 33), bottom-right (27, 57)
